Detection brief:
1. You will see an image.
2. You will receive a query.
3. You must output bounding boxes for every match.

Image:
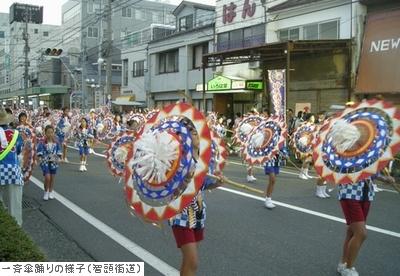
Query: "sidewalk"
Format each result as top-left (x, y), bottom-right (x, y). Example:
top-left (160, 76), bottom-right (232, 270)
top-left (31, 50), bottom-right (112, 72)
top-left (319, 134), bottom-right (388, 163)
top-left (21, 193), bottom-right (95, 262)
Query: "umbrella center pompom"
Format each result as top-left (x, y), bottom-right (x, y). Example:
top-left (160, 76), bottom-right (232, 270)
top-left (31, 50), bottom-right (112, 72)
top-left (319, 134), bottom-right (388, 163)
top-left (331, 119), bottom-right (361, 153)
top-left (240, 123), bottom-right (253, 135)
top-left (114, 146), bottom-right (129, 164)
top-left (97, 123), bottom-right (105, 133)
top-left (251, 132), bottom-right (265, 148)
top-left (133, 130), bottom-right (180, 184)
top-left (298, 136), bottom-right (309, 148)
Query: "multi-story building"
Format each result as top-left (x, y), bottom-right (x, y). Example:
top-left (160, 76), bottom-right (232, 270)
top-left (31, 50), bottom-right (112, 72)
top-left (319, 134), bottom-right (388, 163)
top-left (61, 0), bottom-right (177, 110)
top-left (0, 4), bottom-right (65, 109)
top-left (121, 1), bottom-right (216, 112)
top-left (203, 0), bottom-right (400, 116)
top-left (0, 12), bottom-right (9, 102)
top-left (62, 0), bottom-right (177, 54)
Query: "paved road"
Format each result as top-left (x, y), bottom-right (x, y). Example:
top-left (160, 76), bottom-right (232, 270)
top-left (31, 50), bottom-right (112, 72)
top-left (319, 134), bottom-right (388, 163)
top-left (21, 146), bottom-right (400, 275)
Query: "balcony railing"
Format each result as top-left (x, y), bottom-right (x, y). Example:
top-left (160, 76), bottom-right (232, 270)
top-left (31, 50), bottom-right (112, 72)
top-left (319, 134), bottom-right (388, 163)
top-left (215, 35), bottom-right (265, 52)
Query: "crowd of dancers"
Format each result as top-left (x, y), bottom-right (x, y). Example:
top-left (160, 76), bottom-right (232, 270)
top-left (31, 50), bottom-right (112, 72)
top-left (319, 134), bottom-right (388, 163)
top-left (1, 98), bottom-right (398, 276)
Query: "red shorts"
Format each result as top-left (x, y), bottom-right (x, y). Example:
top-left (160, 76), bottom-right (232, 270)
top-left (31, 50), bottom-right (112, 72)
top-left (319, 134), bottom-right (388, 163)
top-left (340, 199), bottom-right (371, 225)
top-left (171, 226), bottom-right (204, 248)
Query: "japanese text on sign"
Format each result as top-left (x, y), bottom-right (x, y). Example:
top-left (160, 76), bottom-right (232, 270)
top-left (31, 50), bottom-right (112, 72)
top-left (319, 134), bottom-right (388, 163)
top-left (222, 0), bottom-right (263, 24)
top-left (0, 263), bottom-right (144, 276)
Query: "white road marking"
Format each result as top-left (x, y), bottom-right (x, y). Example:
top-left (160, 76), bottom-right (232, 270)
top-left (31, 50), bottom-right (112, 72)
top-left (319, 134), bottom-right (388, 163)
top-left (30, 176), bottom-right (179, 276)
top-left (217, 186), bottom-right (400, 239)
top-left (66, 146), bottom-right (400, 240)
top-left (227, 160), bottom-right (399, 193)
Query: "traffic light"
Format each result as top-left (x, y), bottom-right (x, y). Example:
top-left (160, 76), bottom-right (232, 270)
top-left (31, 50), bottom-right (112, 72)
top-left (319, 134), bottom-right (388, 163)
top-left (43, 48), bottom-right (63, 56)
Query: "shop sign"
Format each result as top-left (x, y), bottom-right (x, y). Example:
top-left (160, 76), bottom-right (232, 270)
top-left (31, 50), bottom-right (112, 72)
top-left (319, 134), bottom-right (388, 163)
top-left (232, 81), bottom-right (246, 89)
top-left (246, 81), bottom-right (263, 90)
top-left (208, 76), bottom-right (232, 91)
top-left (222, 0), bottom-right (259, 24)
top-left (196, 84), bottom-right (207, 91)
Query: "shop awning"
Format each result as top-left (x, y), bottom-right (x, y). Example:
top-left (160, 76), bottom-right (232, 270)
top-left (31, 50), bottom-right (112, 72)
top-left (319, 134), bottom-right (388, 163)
top-left (112, 95), bottom-right (143, 106)
top-left (206, 89), bottom-right (254, 94)
top-left (355, 9), bottom-right (400, 94)
top-left (197, 76), bottom-right (263, 93)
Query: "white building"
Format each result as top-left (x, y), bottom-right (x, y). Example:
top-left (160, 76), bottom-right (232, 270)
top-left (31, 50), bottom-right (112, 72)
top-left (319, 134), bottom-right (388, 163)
top-left (205, 0), bottom-right (366, 116)
top-left (121, 1), bottom-right (216, 111)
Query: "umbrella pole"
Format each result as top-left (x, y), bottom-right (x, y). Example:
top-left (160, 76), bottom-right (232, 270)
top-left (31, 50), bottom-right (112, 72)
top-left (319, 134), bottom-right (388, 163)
top-left (59, 161), bottom-right (87, 166)
top-left (382, 168), bottom-right (400, 194)
top-left (286, 159), bottom-right (310, 178)
top-left (206, 173), bottom-right (264, 195)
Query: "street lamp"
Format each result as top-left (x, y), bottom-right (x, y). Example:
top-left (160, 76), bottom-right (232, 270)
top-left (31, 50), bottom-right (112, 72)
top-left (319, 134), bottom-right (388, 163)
top-left (86, 79), bottom-right (100, 109)
top-left (107, 94), bottom-right (111, 107)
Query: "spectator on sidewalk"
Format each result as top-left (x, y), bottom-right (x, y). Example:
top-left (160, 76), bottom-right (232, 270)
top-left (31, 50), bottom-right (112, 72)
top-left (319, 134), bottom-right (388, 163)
top-left (0, 107), bottom-right (24, 226)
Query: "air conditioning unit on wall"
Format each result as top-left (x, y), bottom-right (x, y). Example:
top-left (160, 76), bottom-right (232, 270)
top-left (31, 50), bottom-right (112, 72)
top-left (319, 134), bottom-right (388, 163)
top-left (248, 61), bottom-right (260, 69)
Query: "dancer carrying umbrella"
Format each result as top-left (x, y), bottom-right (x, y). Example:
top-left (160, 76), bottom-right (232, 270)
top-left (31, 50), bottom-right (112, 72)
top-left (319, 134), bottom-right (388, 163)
top-left (243, 115), bottom-right (288, 209)
top-left (313, 100), bottom-right (399, 276)
top-left (125, 103), bottom-right (227, 276)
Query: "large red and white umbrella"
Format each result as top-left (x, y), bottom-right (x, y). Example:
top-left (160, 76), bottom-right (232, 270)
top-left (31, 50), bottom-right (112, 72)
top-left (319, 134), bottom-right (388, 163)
top-left (313, 100), bottom-right (400, 184)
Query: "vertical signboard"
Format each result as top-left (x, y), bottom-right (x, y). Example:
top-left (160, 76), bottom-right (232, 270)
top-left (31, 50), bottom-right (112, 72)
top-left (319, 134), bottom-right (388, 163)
top-left (268, 70), bottom-right (286, 118)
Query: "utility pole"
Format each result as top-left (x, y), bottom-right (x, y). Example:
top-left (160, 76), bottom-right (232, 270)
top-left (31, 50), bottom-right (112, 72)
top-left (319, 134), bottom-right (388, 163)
top-left (23, 4), bottom-right (30, 107)
top-left (106, 0), bottom-right (113, 105)
top-left (82, 33), bottom-right (88, 112)
top-left (98, 0), bottom-right (103, 108)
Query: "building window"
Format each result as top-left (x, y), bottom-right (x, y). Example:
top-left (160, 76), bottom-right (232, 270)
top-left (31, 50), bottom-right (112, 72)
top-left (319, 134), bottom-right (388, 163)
top-left (132, 60), bottom-right (145, 77)
top-left (0, 31), bottom-right (4, 38)
top-left (122, 7), bottom-right (132, 18)
top-left (43, 31), bottom-right (49, 37)
top-left (121, 30), bottom-right (131, 37)
top-left (193, 43), bottom-right (208, 69)
top-left (135, 9), bottom-right (146, 20)
top-left (123, 59), bottom-right (128, 86)
top-left (87, 3), bottom-right (99, 14)
top-left (319, 21), bottom-right (339, 39)
top-left (153, 12), bottom-right (163, 23)
top-left (179, 14), bottom-right (193, 31)
top-left (279, 28), bottom-right (299, 41)
top-left (216, 24), bottom-right (265, 51)
top-left (88, 27), bottom-right (99, 38)
top-left (159, 50), bottom-right (179, 74)
top-left (34, 29), bottom-right (38, 34)
top-left (124, 32), bottom-right (141, 47)
top-left (279, 20), bottom-right (339, 41)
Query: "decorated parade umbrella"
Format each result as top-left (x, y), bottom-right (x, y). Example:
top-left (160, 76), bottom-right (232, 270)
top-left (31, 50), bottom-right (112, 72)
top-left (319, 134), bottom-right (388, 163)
top-left (313, 100), bottom-right (400, 184)
top-left (101, 105), bottom-right (111, 115)
top-left (96, 115), bottom-right (115, 141)
top-left (34, 118), bottom-right (50, 141)
top-left (144, 108), bottom-right (160, 121)
top-left (233, 114), bottom-right (264, 147)
top-left (95, 107), bottom-right (103, 116)
top-left (126, 112), bottom-right (146, 125)
top-left (63, 115), bottom-right (79, 141)
top-left (243, 116), bottom-right (287, 165)
top-left (16, 124), bottom-right (36, 183)
top-left (206, 112), bottom-right (227, 138)
top-left (125, 103), bottom-right (212, 221)
top-left (70, 108), bottom-right (81, 117)
top-left (106, 131), bottom-right (136, 177)
top-left (291, 121), bottom-right (317, 160)
top-left (210, 130), bottom-right (228, 173)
